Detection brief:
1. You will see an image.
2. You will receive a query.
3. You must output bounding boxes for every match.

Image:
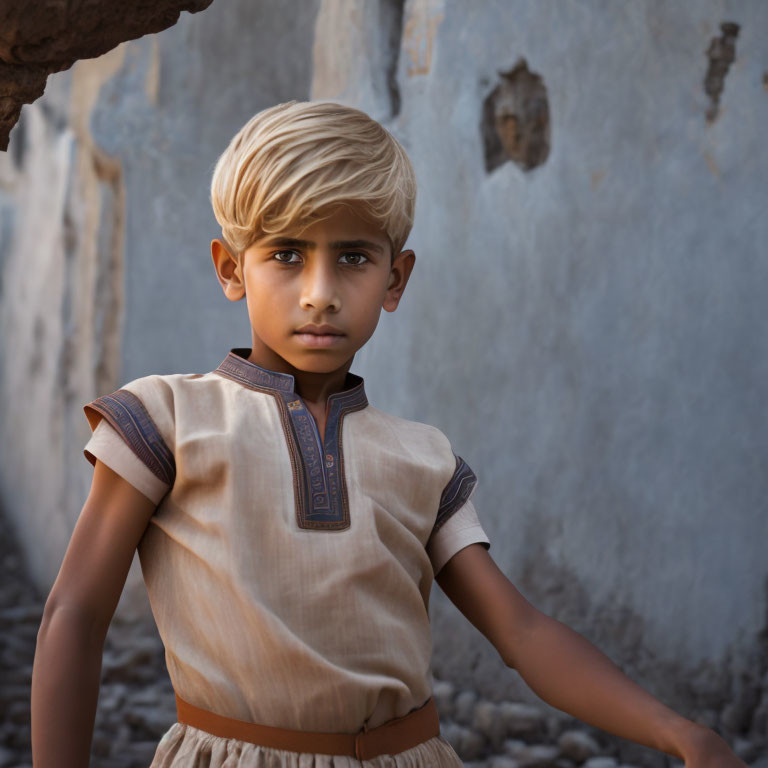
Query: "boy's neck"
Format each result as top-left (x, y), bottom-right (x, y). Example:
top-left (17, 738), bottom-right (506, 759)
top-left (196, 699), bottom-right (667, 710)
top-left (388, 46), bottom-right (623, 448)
top-left (245, 347), bottom-right (355, 408)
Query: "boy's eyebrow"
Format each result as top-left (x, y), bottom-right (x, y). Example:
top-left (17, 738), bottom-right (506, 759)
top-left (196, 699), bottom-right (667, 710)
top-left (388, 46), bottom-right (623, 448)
top-left (262, 237), bottom-right (385, 254)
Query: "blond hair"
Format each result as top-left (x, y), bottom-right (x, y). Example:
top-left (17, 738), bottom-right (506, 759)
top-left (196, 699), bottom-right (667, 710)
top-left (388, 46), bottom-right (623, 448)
top-left (210, 101), bottom-right (417, 263)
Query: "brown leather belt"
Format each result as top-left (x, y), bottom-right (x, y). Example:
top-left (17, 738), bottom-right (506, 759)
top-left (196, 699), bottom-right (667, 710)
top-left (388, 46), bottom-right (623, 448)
top-left (175, 692), bottom-right (440, 761)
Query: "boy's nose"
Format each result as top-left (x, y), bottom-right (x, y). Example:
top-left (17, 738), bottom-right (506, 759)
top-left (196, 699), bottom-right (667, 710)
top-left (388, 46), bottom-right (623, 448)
top-left (299, 261), bottom-right (341, 312)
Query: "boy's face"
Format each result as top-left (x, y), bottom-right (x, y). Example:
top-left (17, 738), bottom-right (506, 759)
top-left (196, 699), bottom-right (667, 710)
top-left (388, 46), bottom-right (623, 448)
top-left (211, 204), bottom-right (415, 381)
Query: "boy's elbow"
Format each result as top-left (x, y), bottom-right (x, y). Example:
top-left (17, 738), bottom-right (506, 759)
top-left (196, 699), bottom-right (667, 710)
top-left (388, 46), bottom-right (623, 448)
top-left (39, 598), bottom-right (108, 649)
top-left (496, 604), bottom-right (549, 671)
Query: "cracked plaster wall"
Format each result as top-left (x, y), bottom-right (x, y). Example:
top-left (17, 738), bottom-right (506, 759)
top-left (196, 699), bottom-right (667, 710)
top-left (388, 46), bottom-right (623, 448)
top-left (0, 0), bottom-right (767, 729)
top-left (311, 0), bottom-right (768, 726)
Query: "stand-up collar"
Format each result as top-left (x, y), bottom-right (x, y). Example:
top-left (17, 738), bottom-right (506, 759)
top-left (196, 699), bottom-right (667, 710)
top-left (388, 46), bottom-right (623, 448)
top-left (214, 347), bottom-right (367, 531)
top-left (215, 348), bottom-right (368, 407)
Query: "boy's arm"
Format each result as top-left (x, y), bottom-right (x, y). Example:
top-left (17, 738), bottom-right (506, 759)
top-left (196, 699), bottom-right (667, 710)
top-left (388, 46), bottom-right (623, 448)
top-left (31, 459), bottom-right (157, 768)
top-left (435, 543), bottom-right (746, 767)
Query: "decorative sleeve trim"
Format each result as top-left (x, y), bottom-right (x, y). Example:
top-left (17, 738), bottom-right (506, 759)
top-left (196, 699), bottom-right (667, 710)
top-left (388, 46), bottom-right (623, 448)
top-left (434, 453), bottom-right (477, 534)
top-left (83, 389), bottom-right (176, 487)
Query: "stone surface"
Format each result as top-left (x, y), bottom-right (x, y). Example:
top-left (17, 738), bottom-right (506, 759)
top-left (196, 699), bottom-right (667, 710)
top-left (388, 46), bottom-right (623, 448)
top-left (0, 0), bottom-right (215, 150)
top-left (558, 729), bottom-right (601, 762)
top-left (433, 678), bottom-right (456, 720)
top-left (517, 744), bottom-right (560, 768)
top-left (583, 759), bottom-right (618, 768)
top-left (455, 689), bottom-right (479, 724)
top-left (490, 758), bottom-right (521, 768)
top-left (442, 722), bottom-right (487, 761)
top-left (504, 739), bottom-right (529, 758)
top-left (0, 503), bottom-right (176, 765)
top-left (474, 700), bottom-right (513, 750)
top-left (497, 702), bottom-right (546, 738)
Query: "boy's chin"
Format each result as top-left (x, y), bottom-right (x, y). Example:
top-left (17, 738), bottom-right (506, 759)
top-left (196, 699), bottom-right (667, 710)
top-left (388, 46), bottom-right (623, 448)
top-left (291, 351), bottom-right (358, 374)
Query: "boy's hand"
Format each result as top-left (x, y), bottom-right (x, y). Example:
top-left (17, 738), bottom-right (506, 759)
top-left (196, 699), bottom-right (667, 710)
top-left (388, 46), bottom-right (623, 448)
top-left (675, 722), bottom-right (748, 767)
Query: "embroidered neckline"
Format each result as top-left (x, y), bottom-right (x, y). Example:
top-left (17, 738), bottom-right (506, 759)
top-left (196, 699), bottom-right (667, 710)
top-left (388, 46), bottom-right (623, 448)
top-left (214, 347), bottom-right (368, 531)
top-left (215, 348), bottom-right (367, 407)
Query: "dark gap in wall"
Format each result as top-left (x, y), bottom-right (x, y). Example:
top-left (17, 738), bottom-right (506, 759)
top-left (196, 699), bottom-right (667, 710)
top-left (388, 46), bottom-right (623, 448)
top-left (9, 110), bottom-right (25, 169)
top-left (379, 0), bottom-right (405, 119)
top-left (703, 21), bottom-right (740, 123)
top-left (481, 58), bottom-right (550, 173)
top-left (0, 206), bottom-right (13, 303)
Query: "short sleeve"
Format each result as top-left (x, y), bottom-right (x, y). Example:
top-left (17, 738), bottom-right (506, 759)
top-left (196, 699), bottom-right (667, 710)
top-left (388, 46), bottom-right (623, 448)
top-left (83, 382), bottom-right (176, 506)
top-left (426, 453), bottom-right (490, 577)
top-left (84, 419), bottom-right (171, 506)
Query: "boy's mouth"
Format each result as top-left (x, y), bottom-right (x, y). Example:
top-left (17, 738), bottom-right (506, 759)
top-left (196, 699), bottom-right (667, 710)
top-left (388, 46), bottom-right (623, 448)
top-left (295, 323), bottom-right (345, 335)
top-left (294, 331), bottom-right (346, 348)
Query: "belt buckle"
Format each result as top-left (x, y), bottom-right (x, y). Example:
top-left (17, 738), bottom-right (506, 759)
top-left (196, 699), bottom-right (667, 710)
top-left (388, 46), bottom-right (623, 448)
top-left (354, 718), bottom-right (371, 760)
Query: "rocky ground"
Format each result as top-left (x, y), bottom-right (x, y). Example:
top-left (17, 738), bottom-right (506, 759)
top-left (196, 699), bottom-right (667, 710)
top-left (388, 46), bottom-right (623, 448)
top-left (1, 505), bottom-right (765, 767)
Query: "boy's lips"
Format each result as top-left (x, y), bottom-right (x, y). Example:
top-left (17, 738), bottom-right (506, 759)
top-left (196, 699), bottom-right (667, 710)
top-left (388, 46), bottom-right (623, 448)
top-left (295, 323), bottom-right (345, 335)
top-left (294, 323), bottom-right (346, 347)
top-left (294, 332), bottom-right (345, 348)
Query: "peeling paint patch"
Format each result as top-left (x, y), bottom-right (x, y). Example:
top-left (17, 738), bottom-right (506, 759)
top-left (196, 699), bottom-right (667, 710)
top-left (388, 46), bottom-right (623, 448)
top-left (482, 58), bottom-right (550, 173)
top-left (91, 151), bottom-right (125, 398)
top-left (703, 149), bottom-right (720, 178)
top-left (403, 0), bottom-right (444, 77)
top-left (145, 36), bottom-right (160, 106)
top-left (591, 169), bottom-right (606, 191)
top-left (703, 21), bottom-right (739, 123)
top-left (69, 46), bottom-right (127, 398)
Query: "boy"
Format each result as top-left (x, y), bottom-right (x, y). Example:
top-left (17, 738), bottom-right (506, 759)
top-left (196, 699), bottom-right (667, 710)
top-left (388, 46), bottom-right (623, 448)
top-left (31, 100), bottom-right (745, 767)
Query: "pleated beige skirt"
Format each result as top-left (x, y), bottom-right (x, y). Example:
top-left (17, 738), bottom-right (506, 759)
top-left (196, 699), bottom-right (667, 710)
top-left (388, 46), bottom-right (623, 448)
top-left (150, 722), bottom-right (465, 767)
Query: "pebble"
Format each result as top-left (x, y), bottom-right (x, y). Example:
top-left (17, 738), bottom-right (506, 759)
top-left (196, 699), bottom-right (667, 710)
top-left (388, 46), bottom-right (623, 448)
top-left (454, 689), bottom-right (479, 724)
top-left (474, 700), bottom-right (507, 749)
top-left (545, 714), bottom-right (566, 741)
top-left (489, 758), bottom-right (520, 768)
top-left (558, 729), bottom-right (600, 761)
top-left (503, 738), bottom-right (528, 758)
top-left (442, 722), bottom-right (486, 761)
top-left (583, 758), bottom-right (618, 768)
top-left (433, 678), bottom-right (456, 720)
top-left (516, 743), bottom-right (559, 767)
top-left (734, 736), bottom-right (759, 762)
top-left (498, 701), bottom-right (546, 737)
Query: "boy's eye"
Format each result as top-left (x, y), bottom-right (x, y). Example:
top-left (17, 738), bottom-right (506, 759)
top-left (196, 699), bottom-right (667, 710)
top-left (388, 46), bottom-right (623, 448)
top-left (272, 250), bottom-right (369, 266)
top-left (273, 250), bottom-right (301, 264)
top-left (339, 252), bottom-right (369, 266)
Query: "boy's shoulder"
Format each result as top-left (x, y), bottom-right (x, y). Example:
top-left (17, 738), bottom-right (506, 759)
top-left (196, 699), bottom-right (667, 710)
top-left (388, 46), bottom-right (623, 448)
top-left (359, 405), bottom-right (471, 496)
top-left (360, 402), bottom-right (455, 458)
top-left (118, 370), bottom-right (207, 397)
top-left (112, 371), bottom-right (204, 412)
top-left (84, 371), bottom-right (209, 438)
top-left (362, 401), bottom-right (446, 434)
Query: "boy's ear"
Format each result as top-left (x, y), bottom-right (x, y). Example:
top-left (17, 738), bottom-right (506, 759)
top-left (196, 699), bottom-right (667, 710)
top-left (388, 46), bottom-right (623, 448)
top-left (211, 239), bottom-right (246, 301)
top-left (383, 249), bottom-right (416, 313)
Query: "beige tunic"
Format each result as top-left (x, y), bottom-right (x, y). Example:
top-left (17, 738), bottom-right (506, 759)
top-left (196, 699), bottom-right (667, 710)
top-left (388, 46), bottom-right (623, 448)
top-left (83, 348), bottom-right (490, 766)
